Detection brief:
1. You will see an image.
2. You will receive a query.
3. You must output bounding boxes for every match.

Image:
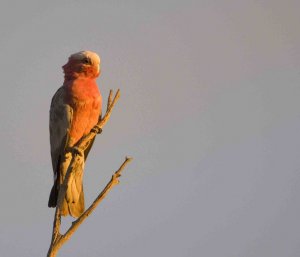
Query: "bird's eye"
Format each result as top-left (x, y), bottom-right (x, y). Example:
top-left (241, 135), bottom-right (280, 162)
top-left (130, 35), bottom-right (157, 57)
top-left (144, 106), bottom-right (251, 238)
top-left (82, 58), bottom-right (91, 64)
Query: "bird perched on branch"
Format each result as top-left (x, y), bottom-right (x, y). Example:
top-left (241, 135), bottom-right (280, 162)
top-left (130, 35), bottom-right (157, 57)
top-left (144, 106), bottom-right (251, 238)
top-left (48, 51), bottom-right (102, 218)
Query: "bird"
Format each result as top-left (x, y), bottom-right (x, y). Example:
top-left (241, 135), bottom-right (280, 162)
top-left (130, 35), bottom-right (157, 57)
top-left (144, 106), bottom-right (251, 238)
top-left (48, 51), bottom-right (102, 218)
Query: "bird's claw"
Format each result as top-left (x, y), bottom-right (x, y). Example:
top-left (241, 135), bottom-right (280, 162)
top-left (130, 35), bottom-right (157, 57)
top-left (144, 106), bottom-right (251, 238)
top-left (71, 147), bottom-right (84, 157)
top-left (91, 126), bottom-right (102, 134)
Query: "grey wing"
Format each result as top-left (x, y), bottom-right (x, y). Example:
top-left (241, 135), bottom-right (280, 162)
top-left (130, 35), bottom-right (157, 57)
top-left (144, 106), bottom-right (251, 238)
top-left (49, 86), bottom-right (73, 176)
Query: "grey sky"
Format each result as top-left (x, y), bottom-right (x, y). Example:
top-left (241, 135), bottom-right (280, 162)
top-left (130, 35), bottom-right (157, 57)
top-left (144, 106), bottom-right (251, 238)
top-left (0, 0), bottom-right (299, 256)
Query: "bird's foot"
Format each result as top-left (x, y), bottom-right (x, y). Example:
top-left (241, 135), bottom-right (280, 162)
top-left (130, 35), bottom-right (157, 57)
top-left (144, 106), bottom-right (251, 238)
top-left (70, 146), bottom-right (84, 157)
top-left (91, 126), bottom-right (102, 134)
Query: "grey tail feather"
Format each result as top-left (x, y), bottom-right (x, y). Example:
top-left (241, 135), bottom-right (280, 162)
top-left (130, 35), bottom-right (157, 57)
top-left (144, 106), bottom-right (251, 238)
top-left (48, 182), bottom-right (58, 207)
top-left (48, 166), bottom-right (85, 218)
top-left (68, 185), bottom-right (85, 218)
top-left (48, 182), bottom-right (84, 218)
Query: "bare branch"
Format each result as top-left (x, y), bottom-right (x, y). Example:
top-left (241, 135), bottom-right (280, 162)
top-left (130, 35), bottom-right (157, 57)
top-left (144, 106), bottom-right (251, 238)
top-left (56, 157), bottom-right (132, 246)
top-left (107, 89), bottom-right (113, 111)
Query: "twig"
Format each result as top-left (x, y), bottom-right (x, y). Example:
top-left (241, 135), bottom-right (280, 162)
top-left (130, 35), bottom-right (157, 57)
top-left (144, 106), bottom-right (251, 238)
top-left (52, 157), bottom-right (132, 252)
top-left (107, 89), bottom-right (113, 112)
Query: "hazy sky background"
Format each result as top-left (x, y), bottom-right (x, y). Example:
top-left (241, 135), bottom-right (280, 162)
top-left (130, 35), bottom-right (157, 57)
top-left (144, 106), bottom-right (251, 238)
top-left (0, 0), bottom-right (299, 256)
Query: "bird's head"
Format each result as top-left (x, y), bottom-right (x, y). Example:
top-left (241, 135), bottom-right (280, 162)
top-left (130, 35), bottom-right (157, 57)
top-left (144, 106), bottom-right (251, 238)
top-left (63, 51), bottom-right (101, 80)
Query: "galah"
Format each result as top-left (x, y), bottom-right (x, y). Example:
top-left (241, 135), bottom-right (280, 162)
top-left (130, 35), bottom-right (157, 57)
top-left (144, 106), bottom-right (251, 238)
top-left (48, 51), bottom-right (102, 218)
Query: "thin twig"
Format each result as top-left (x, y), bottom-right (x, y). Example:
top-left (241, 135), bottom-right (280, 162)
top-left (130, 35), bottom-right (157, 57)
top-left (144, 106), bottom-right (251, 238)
top-left (107, 89), bottom-right (113, 112)
top-left (54, 157), bottom-right (132, 249)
